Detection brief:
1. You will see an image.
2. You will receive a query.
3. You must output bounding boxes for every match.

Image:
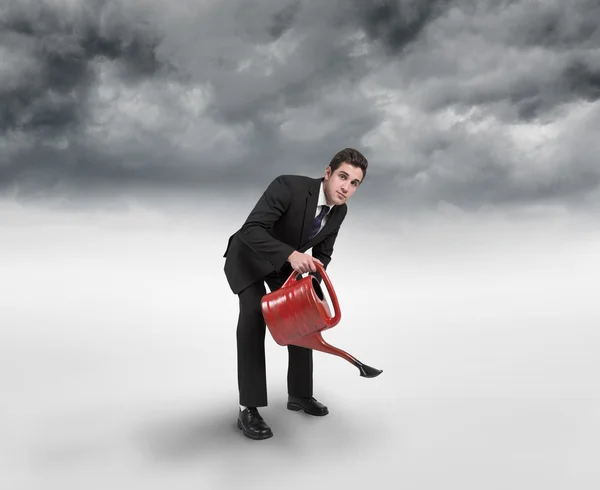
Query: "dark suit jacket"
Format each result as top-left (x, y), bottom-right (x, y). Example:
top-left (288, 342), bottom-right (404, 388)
top-left (223, 174), bottom-right (347, 295)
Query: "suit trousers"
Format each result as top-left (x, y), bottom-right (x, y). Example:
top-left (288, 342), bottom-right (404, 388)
top-left (236, 274), bottom-right (313, 407)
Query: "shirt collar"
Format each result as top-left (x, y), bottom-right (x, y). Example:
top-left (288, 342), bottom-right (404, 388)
top-left (318, 181), bottom-right (334, 210)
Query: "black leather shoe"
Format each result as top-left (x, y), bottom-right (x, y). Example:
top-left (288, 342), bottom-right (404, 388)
top-left (287, 396), bottom-right (329, 416)
top-left (237, 407), bottom-right (273, 440)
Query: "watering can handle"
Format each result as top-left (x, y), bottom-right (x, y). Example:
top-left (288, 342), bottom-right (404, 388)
top-left (281, 263), bottom-right (341, 327)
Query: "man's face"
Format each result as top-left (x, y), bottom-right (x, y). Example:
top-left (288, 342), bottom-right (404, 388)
top-left (323, 162), bottom-right (363, 206)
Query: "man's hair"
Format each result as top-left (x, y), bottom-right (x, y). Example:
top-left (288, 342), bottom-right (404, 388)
top-left (328, 148), bottom-right (368, 180)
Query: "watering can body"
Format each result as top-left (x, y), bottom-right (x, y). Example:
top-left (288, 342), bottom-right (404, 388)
top-left (261, 263), bottom-right (382, 378)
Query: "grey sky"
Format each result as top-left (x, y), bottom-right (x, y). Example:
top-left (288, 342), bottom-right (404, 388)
top-left (1, 0), bottom-right (599, 211)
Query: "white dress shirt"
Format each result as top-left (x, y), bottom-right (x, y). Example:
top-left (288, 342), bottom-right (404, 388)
top-left (314, 181), bottom-right (334, 233)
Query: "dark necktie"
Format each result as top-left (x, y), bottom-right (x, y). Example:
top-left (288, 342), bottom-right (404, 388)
top-left (308, 205), bottom-right (330, 240)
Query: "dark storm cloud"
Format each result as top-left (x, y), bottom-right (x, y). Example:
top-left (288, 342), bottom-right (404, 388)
top-left (430, 53), bottom-right (600, 122)
top-left (398, 123), bottom-right (600, 208)
top-left (508, 0), bottom-right (600, 50)
top-left (0, 0), bottom-right (166, 134)
top-left (267, 2), bottom-right (302, 40)
top-left (181, 2), bottom-right (373, 126)
top-left (1, 0), bottom-right (600, 212)
top-left (353, 0), bottom-right (452, 54)
top-left (407, 0), bottom-right (600, 122)
top-left (0, 142), bottom-right (213, 198)
top-left (564, 59), bottom-right (600, 102)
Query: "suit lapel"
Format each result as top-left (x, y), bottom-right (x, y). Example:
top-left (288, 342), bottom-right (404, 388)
top-left (300, 178), bottom-right (322, 245)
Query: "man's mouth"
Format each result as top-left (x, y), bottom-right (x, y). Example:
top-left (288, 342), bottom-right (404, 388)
top-left (337, 192), bottom-right (345, 200)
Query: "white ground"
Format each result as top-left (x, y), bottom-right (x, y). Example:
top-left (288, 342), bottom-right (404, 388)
top-left (1, 202), bottom-right (599, 490)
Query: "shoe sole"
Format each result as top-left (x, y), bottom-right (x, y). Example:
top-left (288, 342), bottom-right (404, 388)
top-left (237, 419), bottom-right (273, 440)
top-left (287, 402), bottom-right (329, 416)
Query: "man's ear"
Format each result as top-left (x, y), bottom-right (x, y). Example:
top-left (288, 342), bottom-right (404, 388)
top-left (324, 166), bottom-right (331, 180)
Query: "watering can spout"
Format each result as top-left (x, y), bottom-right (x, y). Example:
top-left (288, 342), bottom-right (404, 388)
top-left (289, 331), bottom-right (383, 379)
top-left (261, 263), bottom-right (383, 379)
top-left (354, 361), bottom-right (383, 378)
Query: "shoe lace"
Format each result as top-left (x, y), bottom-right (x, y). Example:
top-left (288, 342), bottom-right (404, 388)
top-left (246, 407), bottom-right (260, 421)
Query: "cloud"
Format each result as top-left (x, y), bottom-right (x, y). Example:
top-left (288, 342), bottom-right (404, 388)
top-left (0, 0), bottom-right (599, 212)
top-left (395, 0), bottom-right (600, 121)
top-left (0, 0), bottom-right (167, 135)
top-left (352, 0), bottom-right (452, 54)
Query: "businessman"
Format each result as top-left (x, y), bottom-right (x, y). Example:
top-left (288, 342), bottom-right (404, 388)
top-left (223, 148), bottom-right (368, 440)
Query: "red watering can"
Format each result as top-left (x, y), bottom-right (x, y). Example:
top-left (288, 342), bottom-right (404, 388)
top-left (261, 263), bottom-right (382, 378)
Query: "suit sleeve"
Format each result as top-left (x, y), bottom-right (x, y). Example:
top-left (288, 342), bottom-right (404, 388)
top-left (238, 176), bottom-right (296, 272)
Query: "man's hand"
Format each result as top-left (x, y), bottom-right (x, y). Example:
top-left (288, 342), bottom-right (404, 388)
top-left (287, 251), bottom-right (323, 274)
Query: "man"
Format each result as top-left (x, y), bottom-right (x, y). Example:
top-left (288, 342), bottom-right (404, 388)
top-left (223, 148), bottom-right (368, 440)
